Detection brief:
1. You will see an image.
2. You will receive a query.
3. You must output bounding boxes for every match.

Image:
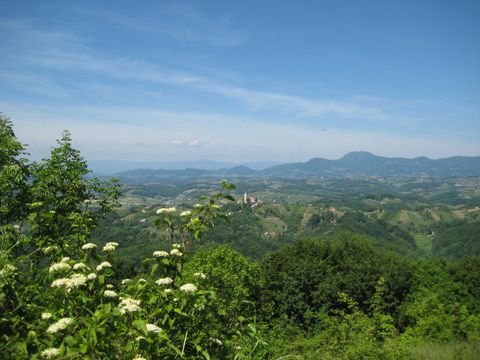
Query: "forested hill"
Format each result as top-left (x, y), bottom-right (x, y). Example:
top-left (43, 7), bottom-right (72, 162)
top-left (111, 152), bottom-right (480, 181)
top-left (264, 152), bottom-right (480, 177)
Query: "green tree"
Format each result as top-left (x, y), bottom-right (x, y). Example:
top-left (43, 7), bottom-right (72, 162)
top-left (183, 245), bottom-right (264, 325)
top-left (0, 113), bottom-right (30, 225)
top-left (1, 120), bottom-right (265, 358)
top-left (450, 256), bottom-right (480, 312)
top-left (400, 260), bottom-right (480, 342)
top-left (262, 235), bottom-right (413, 330)
top-left (28, 130), bottom-right (120, 254)
top-left (1, 126), bottom-right (120, 357)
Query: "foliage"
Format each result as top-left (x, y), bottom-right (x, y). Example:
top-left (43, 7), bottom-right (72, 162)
top-left (154, 179), bottom-right (235, 251)
top-left (450, 256), bottom-right (480, 312)
top-left (28, 130), bottom-right (121, 254)
top-left (267, 291), bottom-right (397, 360)
top-left (0, 114), bottom-right (30, 225)
top-left (201, 205), bottom-right (294, 260)
top-left (261, 235), bottom-right (413, 330)
top-left (183, 245), bottom-right (264, 323)
top-left (433, 220), bottom-right (480, 259)
top-left (399, 260), bottom-right (480, 343)
top-left (0, 122), bottom-right (264, 359)
top-left (2, 117), bottom-right (480, 359)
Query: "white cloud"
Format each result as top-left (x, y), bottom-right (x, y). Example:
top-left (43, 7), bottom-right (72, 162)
top-left (77, 5), bottom-right (248, 47)
top-left (4, 102), bottom-right (479, 162)
top-left (0, 19), bottom-right (389, 122)
top-left (1, 19), bottom-right (477, 162)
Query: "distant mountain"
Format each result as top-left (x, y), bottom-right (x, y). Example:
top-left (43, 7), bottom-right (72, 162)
top-left (111, 152), bottom-right (480, 182)
top-left (227, 165), bottom-right (257, 175)
top-left (262, 152), bottom-right (480, 177)
top-left (89, 159), bottom-right (281, 174)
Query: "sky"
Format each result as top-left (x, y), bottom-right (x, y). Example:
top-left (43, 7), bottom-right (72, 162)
top-left (0, 0), bottom-right (479, 162)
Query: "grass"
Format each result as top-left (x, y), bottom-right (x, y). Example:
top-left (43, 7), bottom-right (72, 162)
top-left (410, 341), bottom-right (480, 360)
top-left (414, 233), bottom-right (432, 256)
top-left (260, 217), bottom-right (288, 234)
top-left (299, 206), bottom-right (316, 230)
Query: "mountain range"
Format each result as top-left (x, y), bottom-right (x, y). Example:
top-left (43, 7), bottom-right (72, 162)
top-left (88, 159), bottom-right (281, 174)
top-left (94, 152), bottom-right (480, 181)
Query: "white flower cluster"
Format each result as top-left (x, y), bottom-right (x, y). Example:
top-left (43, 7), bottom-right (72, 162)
top-left (68, 274), bottom-right (88, 288)
top-left (133, 356), bottom-right (147, 360)
top-left (170, 249), bottom-right (183, 257)
top-left (51, 278), bottom-right (69, 288)
top-left (180, 283), bottom-right (198, 293)
top-left (156, 207), bottom-right (176, 214)
top-left (146, 323), bottom-right (162, 333)
top-left (49, 261), bottom-right (71, 273)
top-left (121, 278), bottom-right (131, 285)
top-left (87, 273), bottom-right (97, 280)
top-left (41, 347), bottom-right (60, 358)
top-left (42, 245), bottom-right (57, 255)
top-left (172, 243), bottom-right (182, 249)
top-left (119, 297), bottom-right (141, 314)
top-left (47, 317), bottom-right (74, 334)
top-left (104, 290), bottom-right (118, 298)
top-left (102, 242), bottom-right (119, 252)
top-left (194, 303), bottom-right (205, 311)
top-left (41, 312), bottom-right (52, 320)
top-left (193, 272), bottom-right (207, 279)
top-left (155, 277), bottom-right (173, 286)
top-left (51, 273), bottom-right (87, 290)
top-left (153, 250), bottom-right (169, 258)
top-left (81, 242), bottom-right (97, 250)
top-left (96, 261), bottom-right (112, 271)
top-left (211, 337), bottom-right (223, 346)
top-left (73, 262), bottom-right (88, 270)
top-left (0, 264), bottom-right (16, 278)
top-left (180, 210), bottom-right (192, 217)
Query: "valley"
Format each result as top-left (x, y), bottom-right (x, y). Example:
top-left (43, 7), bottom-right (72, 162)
top-left (92, 175), bottom-right (480, 262)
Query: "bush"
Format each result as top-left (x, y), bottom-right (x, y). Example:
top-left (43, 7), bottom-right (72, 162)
top-left (0, 121), bottom-right (264, 359)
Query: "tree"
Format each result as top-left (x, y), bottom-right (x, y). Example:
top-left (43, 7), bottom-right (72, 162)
top-left (183, 245), bottom-right (264, 324)
top-left (1, 125), bottom-right (120, 356)
top-left (1, 120), bottom-right (265, 358)
top-left (262, 235), bottom-right (413, 330)
top-left (28, 130), bottom-right (120, 254)
top-left (0, 113), bottom-right (30, 226)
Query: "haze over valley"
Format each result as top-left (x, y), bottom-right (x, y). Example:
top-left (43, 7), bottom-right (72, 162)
top-left (1, 1), bottom-right (479, 359)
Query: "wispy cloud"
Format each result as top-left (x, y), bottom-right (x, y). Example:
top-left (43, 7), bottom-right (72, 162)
top-left (2, 17), bottom-right (476, 162)
top-left (0, 19), bottom-right (389, 122)
top-left (4, 101), bottom-right (479, 162)
top-left (77, 4), bottom-right (248, 47)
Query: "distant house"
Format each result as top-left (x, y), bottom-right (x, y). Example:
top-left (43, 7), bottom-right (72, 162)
top-left (238, 192), bottom-right (262, 208)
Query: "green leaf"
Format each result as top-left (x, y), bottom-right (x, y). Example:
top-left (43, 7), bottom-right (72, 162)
top-left (133, 319), bottom-right (147, 334)
top-left (151, 263), bottom-right (159, 276)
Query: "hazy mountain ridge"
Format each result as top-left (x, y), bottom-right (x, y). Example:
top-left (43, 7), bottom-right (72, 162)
top-left (264, 152), bottom-right (480, 177)
top-left (109, 152), bottom-right (480, 181)
top-left (89, 159), bottom-right (281, 174)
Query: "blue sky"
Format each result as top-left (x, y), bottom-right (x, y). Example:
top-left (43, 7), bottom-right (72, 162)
top-left (0, 0), bottom-right (479, 162)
